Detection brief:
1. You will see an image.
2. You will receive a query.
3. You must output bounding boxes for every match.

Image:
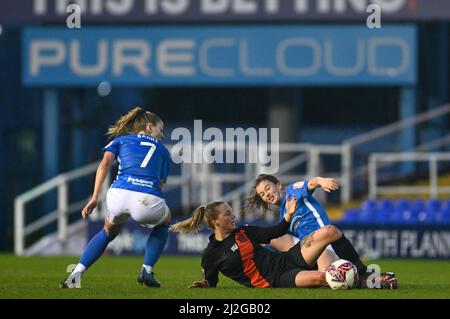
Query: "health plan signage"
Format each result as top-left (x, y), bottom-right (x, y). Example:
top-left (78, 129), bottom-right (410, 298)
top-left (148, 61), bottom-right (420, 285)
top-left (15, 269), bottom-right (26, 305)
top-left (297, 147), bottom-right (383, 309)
top-left (23, 25), bottom-right (416, 87)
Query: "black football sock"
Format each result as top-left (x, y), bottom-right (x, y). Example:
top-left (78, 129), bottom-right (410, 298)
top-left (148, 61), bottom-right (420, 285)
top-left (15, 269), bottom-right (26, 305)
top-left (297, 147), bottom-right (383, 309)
top-left (331, 234), bottom-right (367, 275)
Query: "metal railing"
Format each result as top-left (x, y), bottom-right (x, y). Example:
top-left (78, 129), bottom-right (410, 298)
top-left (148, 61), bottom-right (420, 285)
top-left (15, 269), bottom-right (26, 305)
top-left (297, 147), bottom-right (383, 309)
top-left (220, 143), bottom-right (344, 217)
top-left (342, 104), bottom-right (450, 202)
top-left (14, 163), bottom-right (101, 256)
top-left (369, 152), bottom-right (450, 199)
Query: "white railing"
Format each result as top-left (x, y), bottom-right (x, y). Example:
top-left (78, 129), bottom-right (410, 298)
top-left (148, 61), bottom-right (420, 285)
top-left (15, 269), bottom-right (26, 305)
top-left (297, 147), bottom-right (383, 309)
top-left (369, 152), bottom-right (450, 199)
top-left (350, 133), bottom-right (450, 187)
top-left (220, 144), bottom-right (344, 217)
top-left (15, 163), bottom-right (101, 256)
top-left (342, 103), bottom-right (450, 202)
top-left (14, 142), bottom-right (345, 256)
top-left (14, 165), bottom-right (190, 256)
top-left (169, 142), bottom-right (345, 212)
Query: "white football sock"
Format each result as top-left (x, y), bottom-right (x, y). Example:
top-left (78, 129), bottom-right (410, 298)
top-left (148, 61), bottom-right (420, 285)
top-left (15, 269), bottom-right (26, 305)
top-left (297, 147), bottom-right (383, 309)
top-left (143, 264), bottom-right (153, 273)
top-left (72, 263), bottom-right (86, 275)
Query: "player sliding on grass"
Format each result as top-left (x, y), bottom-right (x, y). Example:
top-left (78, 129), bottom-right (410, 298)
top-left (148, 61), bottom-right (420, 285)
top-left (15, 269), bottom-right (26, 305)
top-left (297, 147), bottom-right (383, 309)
top-left (247, 174), bottom-right (397, 289)
top-left (171, 200), bottom-right (395, 289)
top-left (171, 199), bottom-right (343, 288)
top-left (61, 107), bottom-right (171, 288)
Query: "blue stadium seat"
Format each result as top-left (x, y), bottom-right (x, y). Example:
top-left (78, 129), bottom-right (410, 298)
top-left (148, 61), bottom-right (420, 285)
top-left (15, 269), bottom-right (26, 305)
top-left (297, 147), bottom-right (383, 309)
top-left (372, 199), bottom-right (393, 224)
top-left (406, 200), bottom-right (425, 225)
top-left (435, 208), bottom-right (450, 225)
top-left (372, 209), bottom-right (391, 224)
top-left (344, 199), bottom-right (450, 225)
top-left (400, 209), bottom-right (419, 224)
top-left (411, 200), bottom-right (426, 214)
top-left (426, 199), bottom-right (441, 213)
top-left (394, 199), bottom-right (409, 213)
top-left (357, 199), bottom-right (377, 224)
top-left (362, 199), bottom-right (377, 212)
top-left (423, 199), bottom-right (442, 225)
top-left (358, 213), bottom-right (374, 224)
top-left (379, 199), bottom-right (394, 214)
top-left (443, 211), bottom-right (450, 224)
top-left (388, 199), bottom-right (408, 224)
top-left (390, 210), bottom-right (405, 224)
top-left (442, 200), bottom-right (450, 211)
top-left (416, 211), bottom-right (434, 224)
top-left (340, 209), bottom-right (360, 224)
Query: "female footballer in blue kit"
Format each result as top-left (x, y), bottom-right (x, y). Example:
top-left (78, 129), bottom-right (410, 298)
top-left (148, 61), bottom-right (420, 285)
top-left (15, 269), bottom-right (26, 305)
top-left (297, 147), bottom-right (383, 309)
top-left (61, 107), bottom-right (171, 288)
top-left (248, 174), bottom-right (397, 289)
top-left (249, 175), bottom-right (340, 271)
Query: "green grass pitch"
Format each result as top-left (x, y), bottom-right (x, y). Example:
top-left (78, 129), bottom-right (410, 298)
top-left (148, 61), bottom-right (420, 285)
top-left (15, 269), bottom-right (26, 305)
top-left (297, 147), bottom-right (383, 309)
top-left (1, 254), bottom-right (450, 299)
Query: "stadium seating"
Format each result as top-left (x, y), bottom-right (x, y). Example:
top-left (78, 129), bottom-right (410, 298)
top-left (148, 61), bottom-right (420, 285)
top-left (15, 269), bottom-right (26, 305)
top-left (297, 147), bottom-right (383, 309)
top-left (341, 199), bottom-right (450, 225)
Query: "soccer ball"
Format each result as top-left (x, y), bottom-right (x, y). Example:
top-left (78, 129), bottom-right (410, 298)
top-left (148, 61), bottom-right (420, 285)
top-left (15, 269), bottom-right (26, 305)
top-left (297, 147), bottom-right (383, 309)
top-left (325, 259), bottom-right (358, 290)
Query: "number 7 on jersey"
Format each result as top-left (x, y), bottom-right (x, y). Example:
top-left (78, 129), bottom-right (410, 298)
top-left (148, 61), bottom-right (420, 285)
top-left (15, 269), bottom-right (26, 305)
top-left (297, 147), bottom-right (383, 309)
top-left (140, 142), bottom-right (156, 168)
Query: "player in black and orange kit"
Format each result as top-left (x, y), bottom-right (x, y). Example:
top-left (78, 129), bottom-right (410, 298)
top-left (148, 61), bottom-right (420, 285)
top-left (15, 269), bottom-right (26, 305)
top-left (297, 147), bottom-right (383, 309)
top-left (171, 197), bottom-right (351, 289)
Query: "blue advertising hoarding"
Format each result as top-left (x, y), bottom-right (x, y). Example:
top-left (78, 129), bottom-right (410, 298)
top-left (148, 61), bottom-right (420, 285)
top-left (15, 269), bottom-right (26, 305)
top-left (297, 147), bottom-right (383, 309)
top-left (23, 25), bottom-right (416, 87)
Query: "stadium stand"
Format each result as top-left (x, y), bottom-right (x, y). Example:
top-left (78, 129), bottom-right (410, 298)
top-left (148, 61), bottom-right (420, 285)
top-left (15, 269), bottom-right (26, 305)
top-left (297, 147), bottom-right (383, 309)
top-left (341, 199), bottom-right (450, 225)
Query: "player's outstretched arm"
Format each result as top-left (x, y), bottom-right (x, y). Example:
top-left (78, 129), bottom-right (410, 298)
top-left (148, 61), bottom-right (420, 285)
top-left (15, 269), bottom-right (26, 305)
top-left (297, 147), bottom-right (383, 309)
top-left (82, 151), bottom-right (115, 219)
top-left (307, 177), bottom-right (339, 193)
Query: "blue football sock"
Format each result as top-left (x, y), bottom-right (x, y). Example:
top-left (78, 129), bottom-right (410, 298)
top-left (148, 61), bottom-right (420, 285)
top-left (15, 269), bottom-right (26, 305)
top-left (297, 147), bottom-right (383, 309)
top-left (79, 229), bottom-right (115, 269)
top-left (144, 225), bottom-right (169, 268)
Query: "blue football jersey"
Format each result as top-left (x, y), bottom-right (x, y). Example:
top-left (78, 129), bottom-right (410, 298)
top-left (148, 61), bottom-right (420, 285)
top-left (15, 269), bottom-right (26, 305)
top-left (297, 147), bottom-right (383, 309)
top-left (103, 134), bottom-right (170, 198)
top-left (279, 180), bottom-right (331, 240)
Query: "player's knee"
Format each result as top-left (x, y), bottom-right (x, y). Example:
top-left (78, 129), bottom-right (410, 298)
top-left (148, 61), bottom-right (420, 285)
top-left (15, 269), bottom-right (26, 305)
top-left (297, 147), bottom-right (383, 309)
top-left (104, 222), bottom-right (121, 239)
top-left (321, 225), bottom-right (341, 242)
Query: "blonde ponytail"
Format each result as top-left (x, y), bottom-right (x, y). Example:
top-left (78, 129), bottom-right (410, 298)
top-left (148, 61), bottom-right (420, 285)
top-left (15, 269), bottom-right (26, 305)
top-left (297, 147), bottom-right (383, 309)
top-left (170, 206), bottom-right (207, 234)
top-left (170, 201), bottom-right (224, 233)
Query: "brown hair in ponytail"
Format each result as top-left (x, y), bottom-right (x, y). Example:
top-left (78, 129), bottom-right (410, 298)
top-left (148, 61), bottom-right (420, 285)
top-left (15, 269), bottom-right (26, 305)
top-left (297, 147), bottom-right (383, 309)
top-left (107, 107), bottom-right (163, 139)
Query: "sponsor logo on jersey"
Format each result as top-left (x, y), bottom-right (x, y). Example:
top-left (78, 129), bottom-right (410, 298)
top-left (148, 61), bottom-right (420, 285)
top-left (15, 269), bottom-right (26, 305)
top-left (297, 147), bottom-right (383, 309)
top-left (293, 181), bottom-right (304, 189)
top-left (126, 177), bottom-right (155, 188)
